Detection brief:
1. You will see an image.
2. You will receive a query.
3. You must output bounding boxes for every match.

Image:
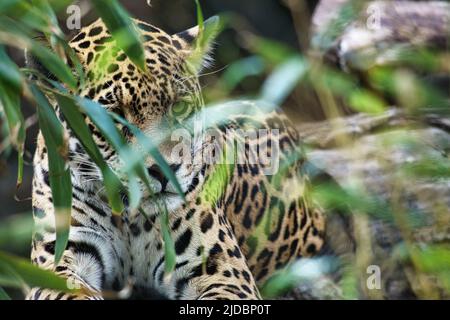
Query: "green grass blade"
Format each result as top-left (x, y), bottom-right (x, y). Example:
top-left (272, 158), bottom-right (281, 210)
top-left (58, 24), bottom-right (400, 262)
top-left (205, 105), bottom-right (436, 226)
top-left (161, 206), bottom-right (176, 274)
top-left (195, 0), bottom-right (204, 31)
top-left (348, 90), bottom-right (386, 114)
top-left (128, 175), bottom-right (142, 212)
top-left (31, 86), bottom-right (65, 148)
top-left (76, 97), bottom-right (126, 149)
top-left (17, 152), bottom-right (23, 189)
top-left (0, 251), bottom-right (72, 292)
top-left (32, 85), bottom-right (72, 264)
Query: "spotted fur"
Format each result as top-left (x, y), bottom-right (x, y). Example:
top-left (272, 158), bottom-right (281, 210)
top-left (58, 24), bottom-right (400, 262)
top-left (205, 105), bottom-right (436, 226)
top-left (27, 18), bottom-right (325, 300)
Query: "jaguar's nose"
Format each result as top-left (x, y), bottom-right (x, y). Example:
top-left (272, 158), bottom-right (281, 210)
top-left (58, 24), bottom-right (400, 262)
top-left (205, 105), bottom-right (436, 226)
top-left (147, 164), bottom-right (180, 192)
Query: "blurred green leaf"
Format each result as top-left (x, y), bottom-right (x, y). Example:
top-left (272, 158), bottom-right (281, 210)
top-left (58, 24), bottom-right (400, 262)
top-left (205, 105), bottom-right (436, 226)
top-left (0, 286), bottom-right (10, 300)
top-left (31, 0), bottom-right (58, 29)
top-left (32, 85), bottom-right (72, 264)
top-left (0, 79), bottom-right (24, 152)
top-left (394, 48), bottom-right (441, 73)
top-left (348, 90), bottom-right (386, 114)
top-left (339, 266), bottom-right (359, 300)
top-left (0, 251), bottom-right (72, 292)
top-left (312, 182), bottom-right (395, 222)
top-left (312, 66), bottom-right (356, 94)
top-left (0, 85), bottom-right (25, 153)
top-left (128, 175), bottom-right (142, 212)
top-left (370, 67), bottom-right (449, 111)
top-left (403, 157), bottom-right (450, 179)
top-left (222, 56), bottom-right (265, 92)
top-left (0, 0), bottom-right (21, 12)
top-left (32, 0), bottom-right (77, 85)
top-left (0, 71), bottom-right (25, 188)
top-left (46, 0), bottom-right (74, 12)
top-left (0, 45), bottom-right (23, 91)
top-left (2, 0), bottom-right (72, 31)
top-left (261, 269), bottom-right (297, 298)
top-left (1, 2), bottom-right (49, 31)
top-left (260, 56), bottom-right (307, 105)
top-left (0, 213), bottom-right (33, 250)
top-left (248, 36), bottom-right (296, 65)
top-left (412, 246), bottom-right (450, 274)
top-left (92, 0), bottom-right (146, 71)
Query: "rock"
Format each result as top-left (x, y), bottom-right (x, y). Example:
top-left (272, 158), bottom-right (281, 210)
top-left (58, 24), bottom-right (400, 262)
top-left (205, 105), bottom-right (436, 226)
top-left (289, 109), bottom-right (450, 299)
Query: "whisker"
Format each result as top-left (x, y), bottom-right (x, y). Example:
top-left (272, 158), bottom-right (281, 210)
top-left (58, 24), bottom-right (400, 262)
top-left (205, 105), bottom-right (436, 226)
top-left (198, 65), bottom-right (229, 78)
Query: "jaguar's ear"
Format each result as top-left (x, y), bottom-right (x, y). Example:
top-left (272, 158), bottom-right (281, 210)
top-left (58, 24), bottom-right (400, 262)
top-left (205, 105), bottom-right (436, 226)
top-left (173, 16), bottom-right (221, 73)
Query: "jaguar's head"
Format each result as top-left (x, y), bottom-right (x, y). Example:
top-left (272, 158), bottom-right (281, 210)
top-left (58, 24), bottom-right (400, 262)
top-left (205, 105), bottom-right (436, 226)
top-left (31, 16), bottom-right (219, 212)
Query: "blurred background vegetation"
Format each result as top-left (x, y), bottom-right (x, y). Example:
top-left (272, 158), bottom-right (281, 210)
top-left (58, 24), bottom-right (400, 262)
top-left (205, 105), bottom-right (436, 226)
top-left (0, 0), bottom-right (449, 300)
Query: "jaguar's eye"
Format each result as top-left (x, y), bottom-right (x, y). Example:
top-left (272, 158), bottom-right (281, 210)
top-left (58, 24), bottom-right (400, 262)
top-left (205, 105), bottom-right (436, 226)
top-left (170, 96), bottom-right (194, 120)
top-left (172, 101), bottom-right (188, 116)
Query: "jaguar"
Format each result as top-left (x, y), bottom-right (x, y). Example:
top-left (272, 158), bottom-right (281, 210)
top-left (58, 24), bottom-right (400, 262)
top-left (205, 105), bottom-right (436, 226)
top-left (26, 16), bottom-right (329, 300)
